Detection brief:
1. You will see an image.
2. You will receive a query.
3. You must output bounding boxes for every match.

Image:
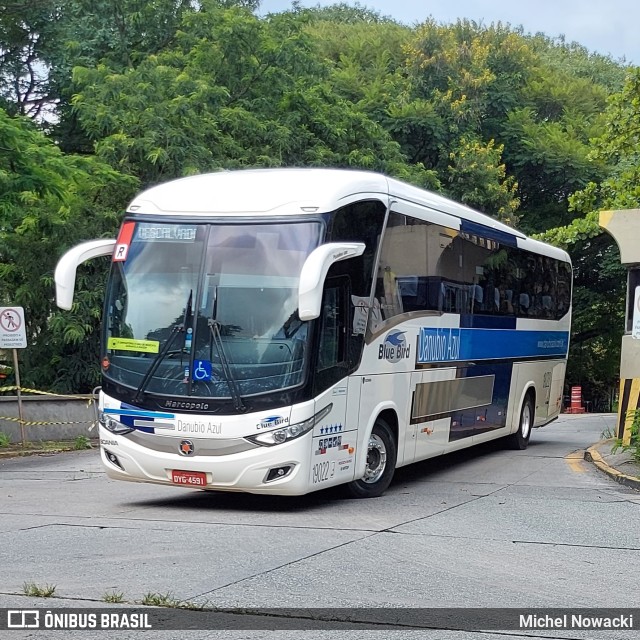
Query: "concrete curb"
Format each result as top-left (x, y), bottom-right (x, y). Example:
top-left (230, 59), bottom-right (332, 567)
top-left (0, 439), bottom-right (98, 459)
top-left (0, 447), bottom-right (74, 458)
top-left (584, 439), bottom-right (640, 491)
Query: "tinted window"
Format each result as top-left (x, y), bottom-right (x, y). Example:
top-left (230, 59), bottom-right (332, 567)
top-left (373, 211), bottom-right (571, 329)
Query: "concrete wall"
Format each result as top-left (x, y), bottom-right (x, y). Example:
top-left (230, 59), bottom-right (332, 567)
top-left (0, 395), bottom-right (98, 443)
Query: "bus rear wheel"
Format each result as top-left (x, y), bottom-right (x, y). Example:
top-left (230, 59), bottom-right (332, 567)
top-left (345, 417), bottom-right (397, 498)
top-left (506, 394), bottom-right (533, 450)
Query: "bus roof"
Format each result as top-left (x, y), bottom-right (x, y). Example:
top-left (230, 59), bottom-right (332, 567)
top-left (127, 167), bottom-right (535, 244)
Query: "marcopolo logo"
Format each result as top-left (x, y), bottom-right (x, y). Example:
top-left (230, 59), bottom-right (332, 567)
top-left (378, 330), bottom-right (411, 363)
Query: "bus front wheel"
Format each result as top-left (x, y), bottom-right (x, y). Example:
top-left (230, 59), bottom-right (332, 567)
top-left (506, 394), bottom-right (533, 450)
top-left (345, 417), bottom-right (397, 498)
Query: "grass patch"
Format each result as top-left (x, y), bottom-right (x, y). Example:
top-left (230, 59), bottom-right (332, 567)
top-left (103, 590), bottom-right (125, 603)
top-left (612, 409), bottom-right (640, 462)
top-left (0, 432), bottom-right (10, 448)
top-left (140, 592), bottom-right (206, 609)
top-left (74, 435), bottom-right (92, 450)
top-left (23, 582), bottom-right (56, 597)
top-left (601, 426), bottom-right (615, 439)
top-left (141, 592), bottom-right (182, 607)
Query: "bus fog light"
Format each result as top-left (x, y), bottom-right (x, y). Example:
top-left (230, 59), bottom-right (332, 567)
top-left (265, 465), bottom-right (293, 482)
top-left (104, 449), bottom-right (124, 470)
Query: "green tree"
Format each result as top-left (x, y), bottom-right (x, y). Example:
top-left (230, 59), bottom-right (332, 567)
top-left (70, 3), bottom-right (435, 187)
top-left (0, 0), bottom-right (63, 118)
top-left (399, 20), bottom-right (613, 233)
top-left (536, 69), bottom-right (640, 408)
top-left (0, 109), bottom-right (137, 392)
top-left (446, 136), bottom-right (519, 225)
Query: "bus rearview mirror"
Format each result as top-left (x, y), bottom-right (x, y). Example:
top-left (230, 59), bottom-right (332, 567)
top-left (298, 242), bottom-right (366, 321)
top-left (55, 239), bottom-right (116, 310)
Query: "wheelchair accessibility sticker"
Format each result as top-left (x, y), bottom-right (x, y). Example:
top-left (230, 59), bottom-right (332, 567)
top-left (193, 359), bottom-right (213, 381)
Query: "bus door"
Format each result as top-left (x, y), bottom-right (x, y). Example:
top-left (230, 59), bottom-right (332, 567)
top-left (310, 277), bottom-right (357, 488)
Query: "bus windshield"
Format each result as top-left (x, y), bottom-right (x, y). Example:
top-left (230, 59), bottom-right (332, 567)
top-left (103, 220), bottom-right (323, 400)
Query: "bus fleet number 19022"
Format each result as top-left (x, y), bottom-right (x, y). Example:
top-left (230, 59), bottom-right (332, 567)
top-left (312, 461), bottom-right (335, 484)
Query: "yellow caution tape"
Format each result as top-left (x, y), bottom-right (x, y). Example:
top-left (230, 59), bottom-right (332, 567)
top-left (0, 385), bottom-right (98, 427)
top-left (0, 385), bottom-right (94, 400)
top-left (0, 416), bottom-right (97, 427)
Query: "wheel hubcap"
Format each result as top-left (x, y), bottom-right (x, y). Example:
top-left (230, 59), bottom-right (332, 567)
top-left (363, 433), bottom-right (387, 484)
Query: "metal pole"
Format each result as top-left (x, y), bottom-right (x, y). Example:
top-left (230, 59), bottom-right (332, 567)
top-left (12, 348), bottom-right (25, 446)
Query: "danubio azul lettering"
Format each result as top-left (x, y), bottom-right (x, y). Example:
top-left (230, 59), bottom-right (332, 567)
top-left (418, 328), bottom-right (461, 364)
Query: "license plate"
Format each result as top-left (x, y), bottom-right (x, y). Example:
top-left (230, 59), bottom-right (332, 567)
top-left (171, 470), bottom-right (207, 486)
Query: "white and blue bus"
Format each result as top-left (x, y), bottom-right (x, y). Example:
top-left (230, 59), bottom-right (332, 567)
top-left (55, 169), bottom-right (571, 498)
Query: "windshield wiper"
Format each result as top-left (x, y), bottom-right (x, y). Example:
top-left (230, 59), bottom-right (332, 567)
top-left (207, 318), bottom-right (246, 413)
top-left (133, 290), bottom-right (192, 404)
top-left (282, 310), bottom-right (304, 339)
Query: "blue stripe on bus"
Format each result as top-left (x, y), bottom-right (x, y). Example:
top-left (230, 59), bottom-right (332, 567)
top-left (103, 406), bottom-right (176, 434)
top-left (459, 219), bottom-right (518, 247)
top-left (103, 408), bottom-right (175, 419)
top-left (417, 328), bottom-right (569, 364)
top-left (460, 314), bottom-right (517, 330)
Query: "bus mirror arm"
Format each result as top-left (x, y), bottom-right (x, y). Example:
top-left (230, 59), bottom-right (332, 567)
top-left (55, 239), bottom-right (116, 310)
top-left (298, 242), bottom-right (366, 321)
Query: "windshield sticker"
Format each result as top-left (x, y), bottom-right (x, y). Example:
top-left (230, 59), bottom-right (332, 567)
top-left (113, 221), bottom-right (135, 262)
top-left (107, 337), bottom-right (160, 354)
top-left (135, 224), bottom-right (197, 242)
top-left (193, 359), bottom-right (213, 381)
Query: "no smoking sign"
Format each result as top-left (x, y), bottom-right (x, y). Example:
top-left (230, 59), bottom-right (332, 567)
top-left (0, 306), bottom-right (27, 348)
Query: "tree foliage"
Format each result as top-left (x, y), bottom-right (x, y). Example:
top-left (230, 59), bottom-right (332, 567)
top-left (0, 2), bottom-right (633, 396)
top-left (0, 109), bottom-right (137, 391)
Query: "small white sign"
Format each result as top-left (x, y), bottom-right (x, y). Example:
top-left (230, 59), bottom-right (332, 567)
top-left (0, 306), bottom-right (27, 348)
top-left (633, 287), bottom-right (640, 339)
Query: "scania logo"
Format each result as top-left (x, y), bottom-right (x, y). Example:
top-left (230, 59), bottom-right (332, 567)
top-left (378, 330), bottom-right (411, 363)
top-left (179, 439), bottom-right (195, 456)
top-left (256, 415), bottom-right (289, 430)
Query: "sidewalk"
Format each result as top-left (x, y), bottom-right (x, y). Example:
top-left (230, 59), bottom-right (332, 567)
top-left (584, 439), bottom-right (640, 490)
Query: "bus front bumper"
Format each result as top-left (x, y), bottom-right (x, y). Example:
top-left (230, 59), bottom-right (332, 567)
top-left (98, 426), bottom-right (312, 496)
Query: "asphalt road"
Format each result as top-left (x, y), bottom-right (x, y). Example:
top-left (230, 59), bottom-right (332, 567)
top-left (1, 413), bottom-right (639, 639)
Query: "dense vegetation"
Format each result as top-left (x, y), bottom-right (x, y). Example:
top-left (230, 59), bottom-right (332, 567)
top-left (0, 0), bottom-right (637, 408)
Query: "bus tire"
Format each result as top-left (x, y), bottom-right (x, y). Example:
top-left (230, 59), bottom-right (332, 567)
top-left (506, 393), bottom-right (533, 450)
top-left (344, 417), bottom-right (397, 498)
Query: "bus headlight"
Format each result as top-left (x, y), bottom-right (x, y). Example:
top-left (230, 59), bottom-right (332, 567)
top-left (246, 404), bottom-right (332, 447)
top-left (99, 411), bottom-right (134, 435)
